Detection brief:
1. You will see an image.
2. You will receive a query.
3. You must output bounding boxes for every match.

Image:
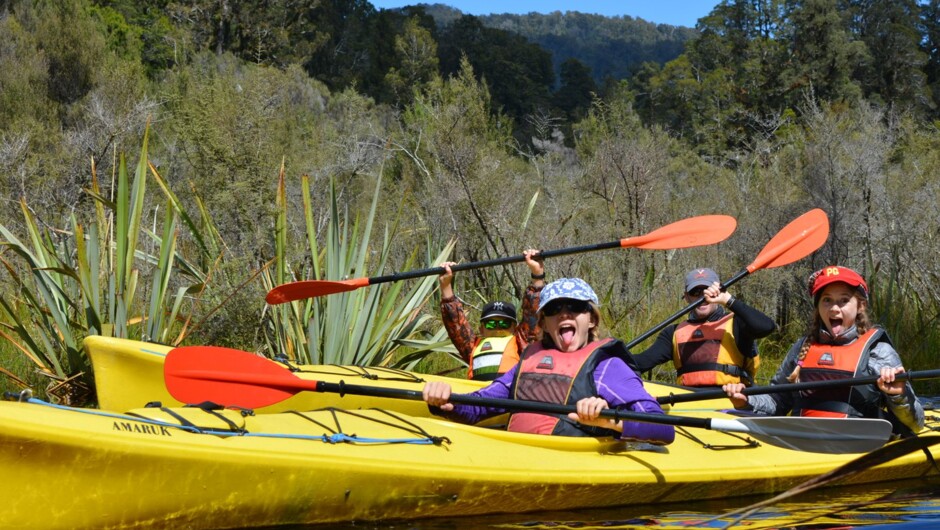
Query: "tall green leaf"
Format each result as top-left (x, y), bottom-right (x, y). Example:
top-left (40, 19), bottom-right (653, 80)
top-left (263, 170), bottom-right (449, 367)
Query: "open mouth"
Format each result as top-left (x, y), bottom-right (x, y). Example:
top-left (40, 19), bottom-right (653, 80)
top-left (558, 323), bottom-right (576, 344)
top-left (829, 317), bottom-right (844, 334)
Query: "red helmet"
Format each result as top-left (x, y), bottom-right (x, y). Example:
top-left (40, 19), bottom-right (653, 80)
top-left (808, 266), bottom-right (869, 299)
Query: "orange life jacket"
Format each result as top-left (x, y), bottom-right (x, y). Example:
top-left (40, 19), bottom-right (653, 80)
top-left (672, 313), bottom-right (753, 387)
top-left (468, 335), bottom-right (520, 381)
top-left (792, 328), bottom-right (885, 418)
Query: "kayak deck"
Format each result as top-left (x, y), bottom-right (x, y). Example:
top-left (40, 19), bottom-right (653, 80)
top-left (85, 335), bottom-right (730, 414)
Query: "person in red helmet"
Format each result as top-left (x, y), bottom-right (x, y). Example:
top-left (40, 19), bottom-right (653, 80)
top-left (723, 266), bottom-right (924, 436)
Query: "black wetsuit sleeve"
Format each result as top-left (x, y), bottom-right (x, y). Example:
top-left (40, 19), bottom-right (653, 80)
top-left (630, 326), bottom-right (678, 373)
top-left (728, 300), bottom-right (776, 357)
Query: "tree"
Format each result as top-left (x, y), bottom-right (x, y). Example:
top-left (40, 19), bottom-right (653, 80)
top-left (0, 8), bottom-right (52, 129)
top-left (33, 0), bottom-right (107, 106)
top-left (0, 0), bottom-right (153, 226)
top-left (159, 0), bottom-right (375, 90)
top-left (396, 57), bottom-right (536, 297)
top-left (799, 101), bottom-right (892, 263)
top-left (299, 0), bottom-right (378, 90)
top-left (846, 0), bottom-right (928, 109)
top-left (553, 58), bottom-right (597, 123)
top-left (384, 17), bottom-right (440, 106)
top-left (159, 54), bottom-right (337, 255)
top-left (93, 0), bottom-right (182, 75)
top-left (481, 11), bottom-right (697, 83)
top-left (783, 0), bottom-right (865, 105)
top-left (640, 0), bottom-right (791, 153)
top-left (437, 15), bottom-right (554, 126)
top-left (919, 0), bottom-right (940, 113)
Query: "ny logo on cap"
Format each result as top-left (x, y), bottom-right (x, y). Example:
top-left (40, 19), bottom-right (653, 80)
top-left (492, 302), bottom-right (505, 310)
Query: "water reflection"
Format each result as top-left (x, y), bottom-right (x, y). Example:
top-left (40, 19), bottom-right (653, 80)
top-left (276, 479), bottom-right (940, 530)
top-left (496, 481), bottom-right (940, 530)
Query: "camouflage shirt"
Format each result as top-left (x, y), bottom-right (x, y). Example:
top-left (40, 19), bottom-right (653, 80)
top-left (441, 282), bottom-right (543, 364)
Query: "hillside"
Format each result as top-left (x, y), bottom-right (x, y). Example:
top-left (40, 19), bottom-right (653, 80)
top-left (418, 4), bottom-right (700, 81)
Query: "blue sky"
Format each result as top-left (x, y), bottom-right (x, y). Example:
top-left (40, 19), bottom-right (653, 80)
top-left (369, 1), bottom-right (717, 28)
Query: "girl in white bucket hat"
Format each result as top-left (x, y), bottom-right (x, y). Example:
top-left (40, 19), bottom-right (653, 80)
top-left (423, 277), bottom-right (674, 445)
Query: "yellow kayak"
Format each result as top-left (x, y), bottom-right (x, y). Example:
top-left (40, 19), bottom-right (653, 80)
top-left (85, 336), bottom-right (729, 414)
top-left (1, 394), bottom-right (937, 529)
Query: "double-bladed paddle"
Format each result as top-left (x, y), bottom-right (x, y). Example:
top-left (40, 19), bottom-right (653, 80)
top-left (265, 214), bottom-right (737, 304)
top-left (626, 208), bottom-right (829, 350)
top-left (657, 368), bottom-right (940, 405)
top-left (164, 345), bottom-right (892, 454)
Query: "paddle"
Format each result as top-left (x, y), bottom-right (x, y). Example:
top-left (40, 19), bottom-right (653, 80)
top-left (264, 214), bottom-right (737, 304)
top-left (626, 208), bottom-right (829, 351)
top-left (657, 368), bottom-right (940, 405)
top-left (164, 345), bottom-right (891, 454)
top-left (713, 434), bottom-right (940, 526)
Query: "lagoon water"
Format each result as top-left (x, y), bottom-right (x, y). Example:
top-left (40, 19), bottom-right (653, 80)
top-left (272, 477), bottom-right (940, 529)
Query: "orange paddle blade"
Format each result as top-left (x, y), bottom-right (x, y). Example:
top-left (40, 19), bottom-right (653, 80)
top-left (747, 208), bottom-right (829, 273)
top-left (265, 277), bottom-right (369, 304)
top-left (620, 215), bottom-right (737, 249)
top-left (165, 346), bottom-right (319, 408)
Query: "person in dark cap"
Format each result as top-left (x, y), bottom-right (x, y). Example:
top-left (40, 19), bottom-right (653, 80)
top-left (439, 250), bottom-right (545, 380)
top-left (423, 277), bottom-right (674, 445)
top-left (631, 267), bottom-right (775, 387)
top-left (723, 265), bottom-right (923, 436)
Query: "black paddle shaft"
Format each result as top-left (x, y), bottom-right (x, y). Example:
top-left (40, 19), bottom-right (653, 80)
top-left (366, 242), bottom-right (623, 285)
top-left (317, 380), bottom-right (713, 429)
top-left (658, 368), bottom-right (940, 405)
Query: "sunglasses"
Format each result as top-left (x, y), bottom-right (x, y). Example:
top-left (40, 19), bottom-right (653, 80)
top-left (687, 287), bottom-right (705, 297)
top-left (483, 319), bottom-right (513, 330)
top-left (542, 299), bottom-right (592, 317)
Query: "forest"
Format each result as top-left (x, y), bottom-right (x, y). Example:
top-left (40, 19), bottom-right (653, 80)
top-left (0, 0), bottom-right (939, 404)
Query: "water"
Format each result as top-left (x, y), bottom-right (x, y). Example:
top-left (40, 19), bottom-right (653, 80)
top-left (270, 478), bottom-right (940, 530)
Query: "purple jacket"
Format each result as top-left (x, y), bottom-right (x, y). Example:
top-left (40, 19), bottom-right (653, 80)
top-left (432, 341), bottom-right (675, 445)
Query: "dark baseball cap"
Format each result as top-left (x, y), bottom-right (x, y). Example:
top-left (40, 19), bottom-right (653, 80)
top-left (480, 301), bottom-right (517, 322)
top-left (684, 268), bottom-right (720, 292)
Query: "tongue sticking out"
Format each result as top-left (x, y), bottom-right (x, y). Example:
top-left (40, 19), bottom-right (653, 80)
top-left (559, 326), bottom-right (576, 348)
top-left (829, 318), bottom-right (844, 336)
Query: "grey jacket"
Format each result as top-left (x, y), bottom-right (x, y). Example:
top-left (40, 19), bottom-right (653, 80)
top-left (743, 326), bottom-right (924, 434)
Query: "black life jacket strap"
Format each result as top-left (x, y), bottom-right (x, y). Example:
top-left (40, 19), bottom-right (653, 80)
top-left (676, 362), bottom-right (754, 385)
top-left (677, 362), bottom-right (744, 377)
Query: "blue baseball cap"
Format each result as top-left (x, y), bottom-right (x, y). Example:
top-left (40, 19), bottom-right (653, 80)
top-left (539, 278), bottom-right (599, 313)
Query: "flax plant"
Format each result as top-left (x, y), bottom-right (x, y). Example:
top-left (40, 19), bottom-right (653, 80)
top-left (867, 268), bottom-right (940, 395)
top-left (0, 126), bottom-right (216, 403)
top-left (263, 168), bottom-right (452, 368)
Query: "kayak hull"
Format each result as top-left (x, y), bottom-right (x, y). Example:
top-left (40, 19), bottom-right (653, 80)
top-left (1, 398), bottom-right (938, 529)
